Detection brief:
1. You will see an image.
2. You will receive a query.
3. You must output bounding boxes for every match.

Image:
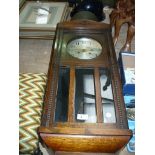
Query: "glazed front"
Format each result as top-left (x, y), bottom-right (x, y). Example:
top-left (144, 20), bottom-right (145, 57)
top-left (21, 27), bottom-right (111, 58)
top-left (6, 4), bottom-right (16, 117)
top-left (39, 20), bottom-right (132, 153)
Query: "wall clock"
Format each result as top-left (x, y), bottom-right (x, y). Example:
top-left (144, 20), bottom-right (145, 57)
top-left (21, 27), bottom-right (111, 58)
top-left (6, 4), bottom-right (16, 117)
top-left (39, 20), bottom-right (132, 154)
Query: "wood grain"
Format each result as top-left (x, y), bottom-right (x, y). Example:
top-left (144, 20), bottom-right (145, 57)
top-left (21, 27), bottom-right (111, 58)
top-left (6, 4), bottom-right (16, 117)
top-left (39, 20), bottom-right (132, 153)
top-left (40, 133), bottom-right (131, 153)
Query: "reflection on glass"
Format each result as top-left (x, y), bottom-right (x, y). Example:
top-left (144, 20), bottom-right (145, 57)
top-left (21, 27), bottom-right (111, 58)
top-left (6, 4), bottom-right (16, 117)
top-left (21, 6), bottom-right (57, 25)
top-left (99, 68), bottom-right (116, 123)
top-left (55, 67), bottom-right (70, 122)
top-left (75, 68), bottom-right (97, 123)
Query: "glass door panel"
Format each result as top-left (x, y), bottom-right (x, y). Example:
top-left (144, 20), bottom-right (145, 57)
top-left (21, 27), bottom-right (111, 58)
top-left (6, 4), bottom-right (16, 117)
top-left (99, 68), bottom-right (116, 123)
top-left (75, 68), bottom-right (97, 123)
top-left (55, 67), bottom-right (70, 122)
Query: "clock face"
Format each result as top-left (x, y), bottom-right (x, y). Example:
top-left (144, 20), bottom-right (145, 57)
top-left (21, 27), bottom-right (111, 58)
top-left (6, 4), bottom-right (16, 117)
top-left (67, 37), bottom-right (102, 60)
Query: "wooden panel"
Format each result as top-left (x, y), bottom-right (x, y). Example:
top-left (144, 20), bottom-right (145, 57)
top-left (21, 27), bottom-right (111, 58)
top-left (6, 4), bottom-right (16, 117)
top-left (68, 66), bottom-right (75, 122)
top-left (52, 122), bottom-right (117, 129)
top-left (39, 126), bottom-right (132, 136)
top-left (55, 152), bottom-right (114, 155)
top-left (40, 133), bottom-right (131, 153)
top-left (94, 68), bottom-right (103, 123)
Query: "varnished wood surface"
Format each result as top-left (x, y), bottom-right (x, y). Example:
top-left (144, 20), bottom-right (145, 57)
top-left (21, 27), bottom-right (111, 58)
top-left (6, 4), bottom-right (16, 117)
top-left (39, 126), bottom-right (132, 136)
top-left (68, 66), bottom-right (75, 122)
top-left (41, 20), bottom-right (128, 128)
top-left (58, 20), bottom-right (110, 30)
top-left (55, 152), bottom-right (114, 155)
top-left (110, 0), bottom-right (135, 52)
top-left (94, 68), bottom-right (103, 123)
top-left (40, 133), bottom-right (131, 153)
top-left (39, 20), bottom-right (132, 153)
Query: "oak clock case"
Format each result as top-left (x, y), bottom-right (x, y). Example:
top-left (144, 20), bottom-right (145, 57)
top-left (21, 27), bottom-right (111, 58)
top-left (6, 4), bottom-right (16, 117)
top-left (39, 20), bottom-right (132, 153)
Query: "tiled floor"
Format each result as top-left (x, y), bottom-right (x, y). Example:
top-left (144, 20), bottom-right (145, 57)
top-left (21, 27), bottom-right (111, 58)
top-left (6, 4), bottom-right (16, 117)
top-left (19, 39), bottom-right (53, 73)
top-left (19, 7), bottom-right (135, 155)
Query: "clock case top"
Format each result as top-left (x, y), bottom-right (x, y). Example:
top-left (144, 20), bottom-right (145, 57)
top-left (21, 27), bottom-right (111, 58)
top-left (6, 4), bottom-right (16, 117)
top-left (39, 20), bottom-right (132, 153)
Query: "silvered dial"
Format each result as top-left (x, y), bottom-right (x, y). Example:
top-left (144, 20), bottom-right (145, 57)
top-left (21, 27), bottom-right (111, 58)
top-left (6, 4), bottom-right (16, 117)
top-left (67, 38), bottom-right (102, 59)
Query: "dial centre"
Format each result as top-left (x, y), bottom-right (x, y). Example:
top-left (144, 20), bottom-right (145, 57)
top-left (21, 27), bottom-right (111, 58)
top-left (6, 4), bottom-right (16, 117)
top-left (82, 49), bottom-right (87, 52)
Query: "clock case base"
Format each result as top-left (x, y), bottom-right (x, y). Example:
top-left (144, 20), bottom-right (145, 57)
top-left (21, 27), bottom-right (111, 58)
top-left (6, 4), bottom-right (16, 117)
top-left (40, 132), bottom-right (131, 153)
